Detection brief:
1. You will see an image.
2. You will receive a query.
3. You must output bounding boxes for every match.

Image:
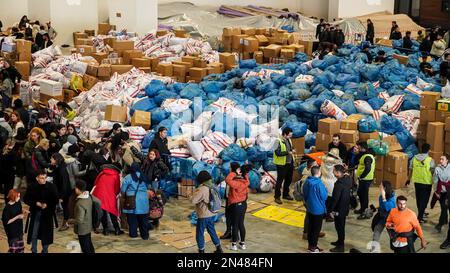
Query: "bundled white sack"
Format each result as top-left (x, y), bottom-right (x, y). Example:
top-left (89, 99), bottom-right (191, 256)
top-left (187, 141), bottom-right (205, 161)
top-left (380, 95), bottom-right (404, 114)
top-left (295, 74), bottom-right (315, 85)
top-left (181, 123), bottom-right (203, 141)
top-left (321, 100), bottom-right (348, 121)
top-left (354, 100), bottom-right (375, 115)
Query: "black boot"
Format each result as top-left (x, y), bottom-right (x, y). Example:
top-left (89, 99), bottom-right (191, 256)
top-left (220, 231), bottom-right (232, 240)
top-left (214, 245), bottom-right (223, 253)
top-left (115, 228), bottom-right (125, 236)
top-left (199, 249), bottom-right (205, 253)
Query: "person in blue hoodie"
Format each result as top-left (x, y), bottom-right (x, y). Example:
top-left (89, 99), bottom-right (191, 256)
top-left (121, 163), bottom-right (150, 240)
top-left (303, 166), bottom-right (328, 253)
top-left (369, 181), bottom-right (396, 252)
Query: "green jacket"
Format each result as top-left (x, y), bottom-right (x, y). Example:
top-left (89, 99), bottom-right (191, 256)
top-left (74, 192), bottom-right (93, 236)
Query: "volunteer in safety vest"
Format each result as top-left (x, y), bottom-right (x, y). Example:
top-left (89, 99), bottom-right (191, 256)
top-left (355, 141), bottom-right (375, 220)
top-left (57, 101), bottom-right (76, 122)
top-left (273, 127), bottom-right (296, 205)
top-left (408, 143), bottom-right (436, 223)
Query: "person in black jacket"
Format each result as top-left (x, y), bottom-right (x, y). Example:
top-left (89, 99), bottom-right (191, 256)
top-left (366, 19), bottom-right (375, 44)
top-left (29, 139), bottom-right (51, 179)
top-left (150, 127), bottom-right (171, 168)
top-left (403, 31), bottom-right (413, 50)
top-left (419, 35), bottom-right (432, 54)
top-left (390, 26), bottom-right (402, 41)
top-left (50, 153), bottom-right (72, 232)
top-left (319, 24), bottom-right (331, 43)
top-left (440, 53), bottom-right (450, 82)
top-left (389, 21), bottom-right (398, 40)
top-left (335, 27), bottom-right (345, 47)
top-left (24, 171), bottom-right (59, 253)
top-left (373, 50), bottom-right (387, 63)
top-left (13, 99), bottom-right (29, 131)
top-left (328, 134), bottom-right (347, 162)
top-left (4, 61), bottom-right (22, 86)
top-left (131, 147), bottom-right (169, 190)
top-left (48, 124), bottom-right (67, 156)
top-left (316, 19), bottom-right (325, 40)
top-left (329, 165), bottom-right (352, 253)
top-left (362, 44), bottom-right (373, 63)
top-left (0, 140), bottom-right (17, 202)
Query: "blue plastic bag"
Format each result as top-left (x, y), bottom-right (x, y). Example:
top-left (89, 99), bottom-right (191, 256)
top-left (358, 117), bottom-right (378, 133)
top-left (248, 170), bottom-right (262, 190)
top-left (219, 144), bottom-right (248, 162)
top-left (263, 158), bottom-right (277, 172)
top-left (239, 59), bottom-right (258, 69)
top-left (201, 81), bottom-right (226, 93)
top-left (243, 77), bottom-right (261, 91)
top-left (132, 98), bottom-right (157, 112)
top-left (180, 84), bottom-right (204, 100)
top-left (395, 130), bottom-right (415, 150)
top-left (282, 121), bottom-right (308, 138)
top-left (368, 97), bottom-right (385, 110)
top-left (246, 146), bottom-right (268, 162)
top-left (380, 115), bottom-right (404, 135)
top-left (151, 108), bottom-right (170, 124)
top-left (141, 131), bottom-right (155, 150)
top-left (145, 80), bottom-right (166, 97)
top-left (193, 162), bottom-right (221, 183)
top-left (341, 99), bottom-right (358, 115)
top-left (153, 91), bottom-right (178, 106)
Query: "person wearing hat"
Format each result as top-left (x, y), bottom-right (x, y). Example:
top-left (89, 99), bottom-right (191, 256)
top-left (150, 127), bottom-right (171, 168)
top-left (13, 127), bottom-right (28, 191)
top-left (355, 141), bottom-right (376, 220)
top-left (320, 148), bottom-right (343, 222)
top-left (191, 171), bottom-right (223, 253)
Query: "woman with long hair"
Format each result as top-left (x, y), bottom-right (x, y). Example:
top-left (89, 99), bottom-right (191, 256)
top-left (131, 148), bottom-right (169, 190)
top-left (9, 111), bottom-right (25, 138)
top-left (2, 189), bottom-right (27, 253)
top-left (50, 152), bottom-right (72, 231)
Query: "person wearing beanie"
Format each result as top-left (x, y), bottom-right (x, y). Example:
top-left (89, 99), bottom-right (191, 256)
top-left (191, 171), bottom-right (222, 253)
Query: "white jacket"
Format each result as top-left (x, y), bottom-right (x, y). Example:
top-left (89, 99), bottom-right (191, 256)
top-left (431, 39), bottom-right (447, 57)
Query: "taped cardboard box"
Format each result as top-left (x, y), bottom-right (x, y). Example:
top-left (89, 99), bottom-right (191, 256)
top-left (84, 30), bottom-right (95, 36)
top-left (189, 68), bottom-right (208, 79)
top-left (340, 130), bottom-right (358, 144)
top-left (172, 61), bottom-right (193, 69)
top-left (173, 64), bottom-right (187, 83)
top-left (73, 32), bottom-right (88, 44)
top-left (174, 29), bottom-right (189, 38)
top-left (445, 132), bottom-right (450, 144)
top-left (156, 29), bottom-right (169, 37)
top-left (131, 110), bottom-right (151, 130)
top-left (417, 124), bottom-right (427, 140)
top-left (420, 91), bottom-right (440, 110)
top-left (193, 59), bottom-right (207, 68)
top-left (86, 64), bottom-right (98, 77)
top-left (157, 63), bottom-right (173, 77)
top-left (232, 34), bottom-right (248, 50)
top-left (375, 169), bottom-right (384, 186)
top-left (447, 117), bottom-right (450, 132)
top-left (316, 132), bottom-right (333, 152)
top-left (243, 37), bottom-right (259, 53)
top-left (113, 40), bottom-right (134, 52)
top-left (383, 135), bottom-right (402, 152)
top-left (263, 44), bottom-right (282, 58)
top-left (419, 109), bottom-right (436, 125)
top-left (98, 23), bottom-right (112, 35)
top-left (254, 51), bottom-right (264, 64)
top-left (255, 28), bottom-right (267, 35)
top-left (14, 61), bottom-right (30, 81)
top-left (340, 118), bottom-right (359, 130)
top-left (18, 52), bottom-right (32, 62)
top-left (182, 56), bottom-right (198, 65)
top-left (280, 49), bottom-right (295, 59)
top-left (384, 171), bottom-right (408, 189)
top-left (92, 52), bottom-right (109, 64)
top-left (446, 144), bottom-right (450, 155)
top-left (16, 39), bottom-right (32, 54)
top-left (223, 27), bottom-right (241, 36)
top-left (292, 137), bottom-right (305, 156)
top-left (255, 35), bottom-right (269, 46)
top-left (111, 65), bottom-right (133, 75)
top-left (219, 53), bottom-right (236, 69)
top-left (318, 118), bottom-right (340, 135)
top-left (359, 131), bottom-right (379, 142)
top-left (131, 58), bottom-right (151, 68)
top-left (375, 155), bottom-right (384, 170)
top-left (75, 38), bottom-right (93, 46)
top-left (393, 54), bottom-right (408, 65)
top-left (241, 28), bottom-right (256, 35)
top-left (435, 110), bottom-right (450, 123)
top-left (149, 57), bottom-right (159, 71)
top-left (83, 74), bottom-right (98, 90)
top-left (298, 40), bottom-right (314, 56)
top-left (98, 64), bottom-right (111, 77)
top-left (207, 62), bottom-right (224, 74)
top-left (76, 45), bottom-right (95, 56)
top-left (385, 151), bottom-right (408, 174)
top-left (426, 122), bottom-right (445, 152)
top-left (105, 105), bottom-right (128, 122)
top-left (122, 50), bottom-right (144, 65)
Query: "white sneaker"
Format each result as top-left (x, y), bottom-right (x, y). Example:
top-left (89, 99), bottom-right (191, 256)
top-left (239, 242), bottom-right (247, 250)
top-left (230, 243), bottom-right (238, 251)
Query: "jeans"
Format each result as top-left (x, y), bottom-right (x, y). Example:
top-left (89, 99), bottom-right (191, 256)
top-left (373, 221), bottom-right (386, 242)
top-left (196, 216), bottom-right (221, 251)
top-left (334, 215), bottom-right (346, 246)
top-left (224, 201), bottom-right (232, 234)
top-left (126, 214), bottom-right (149, 240)
top-left (78, 233), bottom-right (95, 253)
top-left (275, 163), bottom-right (294, 199)
top-left (230, 201), bottom-right (247, 243)
top-left (357, 179), bottom-right (372, 212)
top-left (61, 195), bottom-right (70, 221)
top-left (438, 192), bottom-right (448, 226)
top-left (414, 183), bottom-right (432, 221)
top-left (30, 211), bottom-right (49, 253)
top-left (307, 213), bottom-right (324, 248)
top-left (151, 180), bottom-right (159, 191)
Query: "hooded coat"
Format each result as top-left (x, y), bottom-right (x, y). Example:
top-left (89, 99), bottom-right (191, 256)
top-left (92, 165), bottom-right (121, 216)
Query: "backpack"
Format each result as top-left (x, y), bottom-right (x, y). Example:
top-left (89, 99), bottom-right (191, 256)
top-left (0, 126), bottom-right (8, 148)
top-left (90, 195), bottom-right (103, 229)
top-left (148, 189), bottom-right (164, 220)
top-left (207, 186), bottom-right (222, 213)
top-left (293, 180), bottom-right (304, 202)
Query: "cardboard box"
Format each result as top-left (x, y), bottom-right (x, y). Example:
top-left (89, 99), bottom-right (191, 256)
top-left (83, 74), bottom-right (98, 90)
top-left (263, 44), bottom-right (282, 58)
top-left (435, 110), bottom-right (450, 123)
top-left (103, 37), bottom-right (116, 47)
top-left (289, 44), bottom-right (305, 53)
top-left (18, 52), bottom-right (32, 62)
top-left (254, 51), bottom-right (264, 64)
top-left (91, 52), bottom-right (109, 64)
top-left (376, 155), bottom-right (385, 170)
top-left (86, 64), bottom-right (99, 77)
top-left (149, 57), bottom-right (159, 71)
top-left (241, 28), bottom-right (256, 35)
top-left (37, 79), bottom-right (63, 96)
top-left (76, 45), bottom-right (95, 56)
top-left (157, 63), bottom-right (173, 77)
top-left (232, 34), bottom-right (248, 50)
top-left (359, 131), bottom-right (379, 142)
top-left (39, 94), bottom-right (64, 104)
top-left (111, 65), bottom-right (133, 75)
top-left (426, 122), bottom-right (445, 152)
top-left (446, 117), bottom-right (450, 132)
top-left (156, 29), bottom-right (169, 37)
top-left (181, 178), bottom-right (196, 187)
top-left (445, 132), bottom-right (450, 144)
top-left (298, 40), bottom-right (314, 56)
top-left (255, 35), bottom-right (269, 46)
top-left (113, 40), bottom-right (134, 52)
top-left (172, 61), bottom-right (193, 69)
top-left (340, 118), bottom-right (359, 130)
top-left (189, 67), bottom-right (208, 79)
top-left (376, 39), bottom-right (393, 47)
top-left (75, 38), bottom-right (93, 46)
top-left (193, 59), bottom-right (207, 68)
top-left (84, 30), bottom-right (95, 36)
top-left (182, 56), bottom-right (198, 66)
top-left (73, 32), bottom-right (88, 43)
top-left (177, 184), bottom-right (195, 198)
top-left (105, 105), bottom-right (127, 122)
top-left (445, 144), bottom-right (450, 154)
top-left (207, 62), bottom-right (224, 74)
top-left (131, 110), bottom-right (151, 130)
top-left (437, 99), bottom-right (450, 112)
top-left (255, 28), bottom-right (267, 35)
top-left (340, 130), bottom-right (358, 144)
top-left (16, 39), bottom-right (32, 54)
top-left (429, 151), bottom-right (443, 165)
top-left (393, 54), bottom-right (408, 65)
top-left (174, 29), bottom-right (189, 38)
top-left (98, 64), bottom-right (112, 77)
top-left (14, 61), bottom-right (30, 81)
top-left (243, 37), bottom-right (259, 53)
top-left (64, 89), bottom-right (78, 103)
top-left (219, 53), bottom-right (236, 69)
top-left (98, 23), bottom-right (112, 35)
top-left (375, 169), bottom-right (384, 186)
top-left (291, 137), bottom-right (305, 156)
top-left (421, 91), bottom-right (440, 110)
top-left (318, 118), bottom-right (340, 135)
top-left (223, 27), bottom-right (241, 36)
top-left (122, 50), bottom-right (143, 65)
top-left (280, 49), bottom-right (295, 59)
top-left (385, 151), bottom-right (408, 174)
top-left (419, 109), bottom-right (436, 125)
top-left (139, 67), bottom-right (151, 73)
top-left (131, 58), bottom-right (151, 68)
top-left (316, 132), bottom-right (333, 152)
top-left (173, 64), bottom-right (187, 82)
top-left (383, 135), bottom-right (402, 152)
top-left (384, 171), bottom-right (408, 189)
top-left (417, 124), bottom-right (427, 140)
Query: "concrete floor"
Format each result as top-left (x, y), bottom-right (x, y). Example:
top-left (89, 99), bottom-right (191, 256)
top-left (1, 184), bottom-right (449, 253)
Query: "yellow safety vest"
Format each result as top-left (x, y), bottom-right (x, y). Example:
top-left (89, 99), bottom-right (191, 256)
top-left (66, 109), bottom-right (76, 121)
top-left (273, 138), bottom-right (293, 166)
top-left (411, 157), bottom-right (433, 185)
top-left (356, 154), bottom-right (375, 180)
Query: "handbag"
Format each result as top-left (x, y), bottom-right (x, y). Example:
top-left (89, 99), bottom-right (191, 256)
top-left (122, 179), bottom-right (141, 211)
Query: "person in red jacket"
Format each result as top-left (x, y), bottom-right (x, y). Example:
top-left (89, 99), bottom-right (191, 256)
top-left (226, 163), bottom-right (250, 251)
top-left (92, 163), bottom-right (124, 236)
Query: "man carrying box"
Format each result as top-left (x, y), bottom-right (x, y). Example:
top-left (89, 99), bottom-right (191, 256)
top-left (273, 127), bottom-right (296, 205)
top-left (408, 143), bottom-right (435, 223)
top-left (355, 142), bottom-right (376, 220)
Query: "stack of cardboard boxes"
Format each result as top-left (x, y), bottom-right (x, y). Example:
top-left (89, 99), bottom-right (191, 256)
top-left (383, 151), bottom-right (409, 189)
top-left (0, 39), bottom-right (33, 82)
top-left (221, 27), bottom-right (305, 63)
top-left (316, 118), bottom-right (340, 152)
top-left (445, 117), bottom-right (450, 155)
top-left (177, 178), bottom-right (196, 198)
top-left (339, 114), bottom-right (365, 150)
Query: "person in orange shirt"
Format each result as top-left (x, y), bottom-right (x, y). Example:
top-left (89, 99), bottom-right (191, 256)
top-left (386, 195), bottom-right (427, 253)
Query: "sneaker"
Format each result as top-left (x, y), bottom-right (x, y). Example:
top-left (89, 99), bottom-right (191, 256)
top-left (274, 198), bottom-right (283, 205)
top-left (308, 247), bottom-right (324, 253)
top-left (283, 195), bottom-right (294, 201)
top-left (239, 242), bottom-right (247, 250)
top-left (230, 243), bottom-right (238, 251)
top-left (330, 246), bottom-right (345, 253)
top-left (440, 240), bottom-right (450, 249)
top-left (198, 249), bottom-right (205, 253)
top-left (418, 219), bottom-right (427, 224)
top-left (357, 214), bottom-right (370, 220)
top-left (330, 241), bottom-right (339, 246)
top-left (214, 245), bottom-right (224, 253)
